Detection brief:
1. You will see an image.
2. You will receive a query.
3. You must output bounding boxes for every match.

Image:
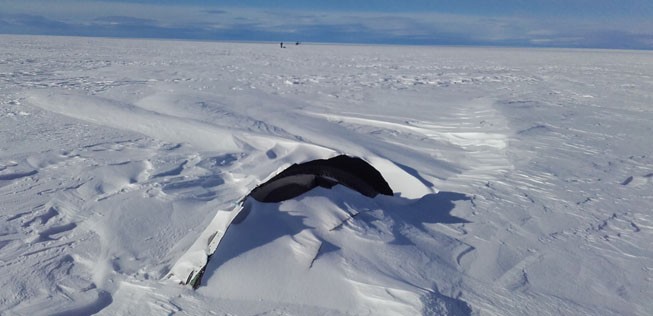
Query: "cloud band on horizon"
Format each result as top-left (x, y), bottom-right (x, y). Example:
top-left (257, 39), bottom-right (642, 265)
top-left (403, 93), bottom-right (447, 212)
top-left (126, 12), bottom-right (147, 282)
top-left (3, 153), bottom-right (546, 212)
top-left (0, 0), bottom-right (652, 50)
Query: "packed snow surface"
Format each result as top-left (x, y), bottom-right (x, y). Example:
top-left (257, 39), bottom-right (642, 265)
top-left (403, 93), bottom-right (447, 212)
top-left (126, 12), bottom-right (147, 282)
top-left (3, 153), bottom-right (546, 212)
top-left (1, 35), bottom-right (652, 315)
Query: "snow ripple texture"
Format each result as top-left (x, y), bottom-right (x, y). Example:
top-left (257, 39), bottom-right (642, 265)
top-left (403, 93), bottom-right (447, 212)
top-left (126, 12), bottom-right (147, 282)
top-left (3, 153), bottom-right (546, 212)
top-left (1, 35), bottom-right (652, 315)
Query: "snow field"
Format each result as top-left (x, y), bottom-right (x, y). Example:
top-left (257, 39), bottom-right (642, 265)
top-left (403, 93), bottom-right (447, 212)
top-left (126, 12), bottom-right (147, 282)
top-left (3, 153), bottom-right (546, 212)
top-left (0, 35), bottom-right (652, 315)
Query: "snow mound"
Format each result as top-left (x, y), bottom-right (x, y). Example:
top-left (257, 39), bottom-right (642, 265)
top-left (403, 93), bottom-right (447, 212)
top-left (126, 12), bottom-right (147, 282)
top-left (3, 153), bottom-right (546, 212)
top-left (199, 186), bottom-right (473, 315)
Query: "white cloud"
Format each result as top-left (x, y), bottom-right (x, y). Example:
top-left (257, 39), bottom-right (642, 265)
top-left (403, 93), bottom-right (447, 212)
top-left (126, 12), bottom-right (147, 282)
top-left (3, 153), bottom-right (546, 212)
top-left (1, 0), bottom-right (652, 49)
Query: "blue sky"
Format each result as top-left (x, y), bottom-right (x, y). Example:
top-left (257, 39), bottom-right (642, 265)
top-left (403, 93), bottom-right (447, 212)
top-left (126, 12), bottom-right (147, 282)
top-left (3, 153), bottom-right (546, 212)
top-left (1, 0), bottom-right (652, 49)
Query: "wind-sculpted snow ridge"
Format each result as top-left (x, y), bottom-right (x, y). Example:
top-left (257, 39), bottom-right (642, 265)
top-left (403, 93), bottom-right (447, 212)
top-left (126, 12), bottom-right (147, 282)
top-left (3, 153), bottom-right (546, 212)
top-left (1, 35), bottom-right (653, 315)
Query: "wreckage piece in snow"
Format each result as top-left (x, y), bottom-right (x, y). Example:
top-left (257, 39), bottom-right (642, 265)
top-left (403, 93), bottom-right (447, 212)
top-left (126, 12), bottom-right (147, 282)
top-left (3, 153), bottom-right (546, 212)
top-left (249, 155), bottom-right (393, 202)
top-left (233, 155), bottom-right (394, 224)
top-left (170, 154), bottom-right (394, 288)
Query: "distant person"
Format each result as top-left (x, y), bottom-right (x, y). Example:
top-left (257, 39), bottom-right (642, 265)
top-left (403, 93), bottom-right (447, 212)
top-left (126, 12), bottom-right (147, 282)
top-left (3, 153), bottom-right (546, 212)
top-left (295, 42), bottom-right (300, 46)
top-left (280, 42), bottom-right (284, 48)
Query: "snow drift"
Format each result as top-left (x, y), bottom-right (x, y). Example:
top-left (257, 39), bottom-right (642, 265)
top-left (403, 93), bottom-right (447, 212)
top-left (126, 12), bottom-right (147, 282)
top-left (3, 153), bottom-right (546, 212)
top-left (1, 35), bottom-right (652, 315)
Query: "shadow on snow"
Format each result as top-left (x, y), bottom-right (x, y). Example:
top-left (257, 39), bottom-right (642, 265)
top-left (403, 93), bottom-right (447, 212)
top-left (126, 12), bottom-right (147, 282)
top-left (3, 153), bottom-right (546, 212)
top-left (200, 188), bottom-right (472, 315)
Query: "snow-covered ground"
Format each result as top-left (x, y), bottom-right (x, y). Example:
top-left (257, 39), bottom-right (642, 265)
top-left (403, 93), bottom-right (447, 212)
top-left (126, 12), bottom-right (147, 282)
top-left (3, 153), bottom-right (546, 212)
top-left (1, 35), bottom-right (652, 315)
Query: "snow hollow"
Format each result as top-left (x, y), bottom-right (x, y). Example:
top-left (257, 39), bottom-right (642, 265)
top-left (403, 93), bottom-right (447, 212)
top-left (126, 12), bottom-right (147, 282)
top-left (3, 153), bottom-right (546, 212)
top-left (1, 35), bottom-right (652, 315)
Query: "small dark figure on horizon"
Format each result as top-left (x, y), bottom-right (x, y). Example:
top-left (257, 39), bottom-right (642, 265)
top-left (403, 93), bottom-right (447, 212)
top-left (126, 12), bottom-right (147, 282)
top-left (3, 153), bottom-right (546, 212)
top-left (280, 42), bottom-right (285, 48)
